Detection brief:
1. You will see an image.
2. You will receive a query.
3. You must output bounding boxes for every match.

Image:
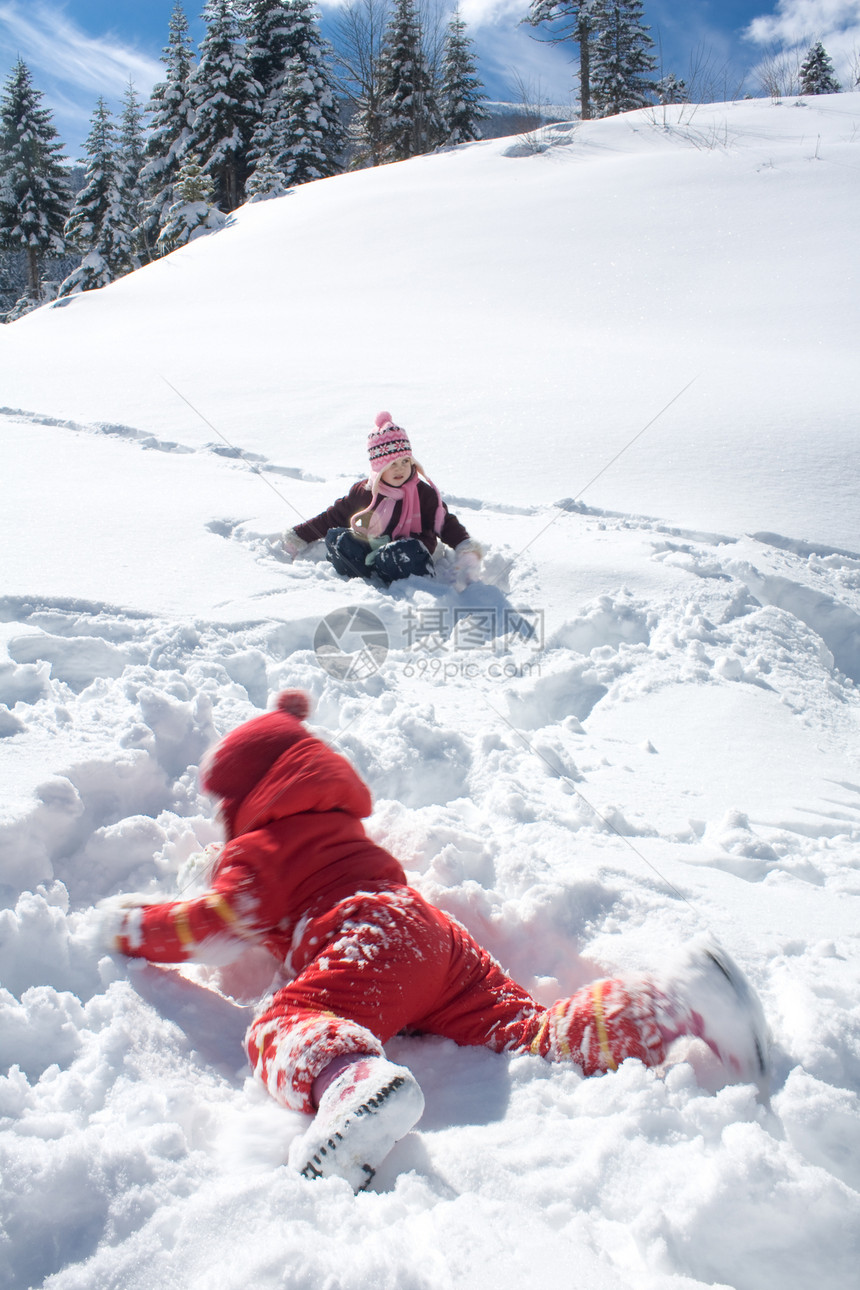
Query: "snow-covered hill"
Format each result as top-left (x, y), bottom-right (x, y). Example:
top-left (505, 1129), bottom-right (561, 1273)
top-left (1, 94), bottom-right (859, 1290)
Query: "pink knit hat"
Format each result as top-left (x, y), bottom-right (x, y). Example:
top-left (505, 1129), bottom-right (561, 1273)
top-left (367, 411), bottom-right (412, 473)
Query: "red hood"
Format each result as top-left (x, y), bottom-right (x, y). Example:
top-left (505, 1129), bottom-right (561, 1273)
top-left (227, 736), bottom-right (373, 840)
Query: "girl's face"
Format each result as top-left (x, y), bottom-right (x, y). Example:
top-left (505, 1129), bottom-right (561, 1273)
top-left (380, 456), bottom-right (413, 487)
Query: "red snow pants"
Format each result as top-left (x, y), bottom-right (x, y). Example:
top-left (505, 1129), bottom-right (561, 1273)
top-left (246, 886), bottom-right (666, 1113)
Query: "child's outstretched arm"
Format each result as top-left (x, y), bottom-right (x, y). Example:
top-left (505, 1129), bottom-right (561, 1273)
top-left (97, 839), bottom-right (283, 965)
top-left (283, 483), bottom-right (370, 558)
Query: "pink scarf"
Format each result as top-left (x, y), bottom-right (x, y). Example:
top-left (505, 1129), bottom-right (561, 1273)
top-left (352, 468), bottom-right (445, 541)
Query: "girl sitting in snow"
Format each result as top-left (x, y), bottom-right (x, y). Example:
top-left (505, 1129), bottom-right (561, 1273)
top-left (282, 411), bottom-right (482, 588)
top-left (103, 692), bottom-right (770, 1192)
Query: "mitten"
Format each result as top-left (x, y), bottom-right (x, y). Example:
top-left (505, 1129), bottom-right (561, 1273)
top-left (282, 529), bottom-right (309, 562)
top-left (453, 539), bottom-right (483, 591)
top-left (88, 894), bottom-right (148, 953)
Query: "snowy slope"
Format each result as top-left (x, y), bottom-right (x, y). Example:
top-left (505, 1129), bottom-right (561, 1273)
top-left (3, 93), bottom-right (859, 543)
top-left (1, 94), bottom-right (859, 1290)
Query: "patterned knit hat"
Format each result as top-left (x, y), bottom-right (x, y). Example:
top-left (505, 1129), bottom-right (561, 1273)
top-left (367, 411), bottom-right (412, 473)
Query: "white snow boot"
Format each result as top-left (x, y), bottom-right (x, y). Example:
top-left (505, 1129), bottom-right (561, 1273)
top-left (651, 937), bottom-right (771, 1092)
top-left (288, 1057), bottom-right (425, 1192)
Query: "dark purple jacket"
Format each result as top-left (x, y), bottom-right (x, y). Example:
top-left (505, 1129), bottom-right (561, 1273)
top-left (294, 478), bottom-right (469, 555)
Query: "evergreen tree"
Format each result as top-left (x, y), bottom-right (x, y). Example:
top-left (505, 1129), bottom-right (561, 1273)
top-left (656, 72), bottom-right (687, 104)
top-left (189, 0), bottom-right (258, 211)
top-left (139, 2), bottom-right (197, 259)
top-left (157, 152), bottom-right (226, 252)
top-left (591, 0), bottom-right (656, 117)
top-left (117, 81), bottom-right (148, 268)
top-left (245, 0), bottom-right (300, 97)
top-left (58, 98), bottom-right (135, 296)
top-left (278, 0), bottom-right (345, 185)
top-left (377, 0), bottom-right (444, 162)
top-left (440, 7), bottom-right (488, 145)
top-left (244, 0), bottom-right (300, 183)
top-left (799, 41), bottom-right (841, 95)
top-left (0, 251), bottom-right (17, 317)
top-left (0, 60), bottom-right (69, 305)
top-left (245, 1), bottom-right (343, 189)
top-left (245, 150), bottom-right (289, 200)
top-left (524, 0), bottom-right (599, 121)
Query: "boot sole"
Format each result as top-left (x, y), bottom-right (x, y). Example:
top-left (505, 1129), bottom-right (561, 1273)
top-left (704, 949), bottom-right (769, 1082)
top-left (293, 1071), bottom-right (425, 1192)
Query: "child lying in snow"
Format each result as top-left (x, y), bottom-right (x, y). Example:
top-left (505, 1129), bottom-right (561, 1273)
top-left (103, 692), bottom-right (770, 1192)
top-left (281, 411), bottom-right (482, 588)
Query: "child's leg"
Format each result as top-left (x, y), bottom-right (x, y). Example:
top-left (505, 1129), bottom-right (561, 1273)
top-left (417, 923), bottom-right (768, 1085)
top-left (247, 999), bottom-right (385, 1113)
top-left (373, 538), bottom-right (433, 583)
top-left (324, 527), bottom-right (372, 579)
top-left (524, 980), bottom-right (666, 1072)
top-left (245, 890), bottom-right (454, 1114)
top-left (413, 921), bottom-right (665, 1073)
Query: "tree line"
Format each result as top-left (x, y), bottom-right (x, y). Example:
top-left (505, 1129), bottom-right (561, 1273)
top-left (0, 0), bottom-right (849, 321)
top-left (524, 1), bottom-right (846, 120)
top-left (0, 0), bottom-right (488, 318)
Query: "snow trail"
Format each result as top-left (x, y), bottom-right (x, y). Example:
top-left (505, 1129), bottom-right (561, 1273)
top-left (2, 94), bottom-right (860, 1289)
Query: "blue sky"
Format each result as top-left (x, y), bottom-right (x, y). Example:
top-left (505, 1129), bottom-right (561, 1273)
top-left (1, 0), bottom-right (858, 159)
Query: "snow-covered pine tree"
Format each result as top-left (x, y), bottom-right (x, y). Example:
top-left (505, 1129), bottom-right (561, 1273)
top-left (591, 0), bottom-right (656, 117)
top-left (440, 7), bottom-right (488, 145)
top-left (117, 81), bottom-right (148, 269)
top-left (799, 41), bottom-right (842, 95)
top-left (524, 0), bottom-right (599, 121)
top-left (245, 0), bottom-right (299, 98)
top-left (139, 2), bottom-right (197, 259)
top-left (58, 98), bottom-right (136, 296)
top-left (245, 1), bottom-right (344, 190)
top-left (0, 60), bottom-right (69, 308)
top-left (244, 0), bottom-right (300, 187)
top-left (189, 0), bottom-right (258, 211)
top-left (656, 72), bottom-right (687, 104)
top-left (278, 0), bottom-right (345, 185)
top-left (377, 0), bottom-right (445, 162)
top-left (245, 151), bottom-right (289, 200)
top-left (156, 152), bottom-right (226, 252)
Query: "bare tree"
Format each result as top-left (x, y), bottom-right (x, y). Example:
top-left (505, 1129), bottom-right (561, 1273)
top-left (683, 41), bottom-right (747, 104)
top-left (419, 0), bottom-right (449, 90)
top-left (331, 0), bottom-right (389, 166)
top-left (756, 42), bottom-right (804, 100)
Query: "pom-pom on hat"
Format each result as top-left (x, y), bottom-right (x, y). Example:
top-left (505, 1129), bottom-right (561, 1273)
top-left (200, 690), bottom-right (313, 811)
top-left (367, 411), bottom-right (412, 474)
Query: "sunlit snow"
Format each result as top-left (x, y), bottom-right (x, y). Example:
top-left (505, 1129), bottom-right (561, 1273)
top-left (1, 93), bottom-right (859, 1290)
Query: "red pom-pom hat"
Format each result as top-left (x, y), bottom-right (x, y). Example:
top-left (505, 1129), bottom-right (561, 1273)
top-left (200, 690), bottom-right (314, 820)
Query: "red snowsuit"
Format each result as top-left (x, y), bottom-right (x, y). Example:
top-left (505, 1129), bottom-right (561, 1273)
top-left (115, 698), bottom-right (666, 1114)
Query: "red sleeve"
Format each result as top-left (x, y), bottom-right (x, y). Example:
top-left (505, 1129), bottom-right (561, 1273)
top-left (439, 504), bottom-right (470, 549)
top-left (416, 480), bottom-right (469, 551)
top-left (116, 838), bottom-right (282, 964)
top-left (116, 889), bottom-right (248, 963)
top-left (293, 482), bottom-right (372, 544)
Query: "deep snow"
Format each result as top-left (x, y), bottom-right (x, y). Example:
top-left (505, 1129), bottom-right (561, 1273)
top-left (1, 93), bottom-right (859, 1290)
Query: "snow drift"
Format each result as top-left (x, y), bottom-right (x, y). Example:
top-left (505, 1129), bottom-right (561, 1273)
top-left (1, 93), bottom-right (859, 1290)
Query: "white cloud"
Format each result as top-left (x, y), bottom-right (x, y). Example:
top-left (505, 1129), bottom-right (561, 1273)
top-left (745, 0), bottom-right (860, 46)
top-left (457, 0), bottom-right (526, 26)
top-left (743, 0), bottom-right (860, 89)
top-left (0, 1), bottom-right (165, 156)
top-left (0, 1), bottom-right (163, 96)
